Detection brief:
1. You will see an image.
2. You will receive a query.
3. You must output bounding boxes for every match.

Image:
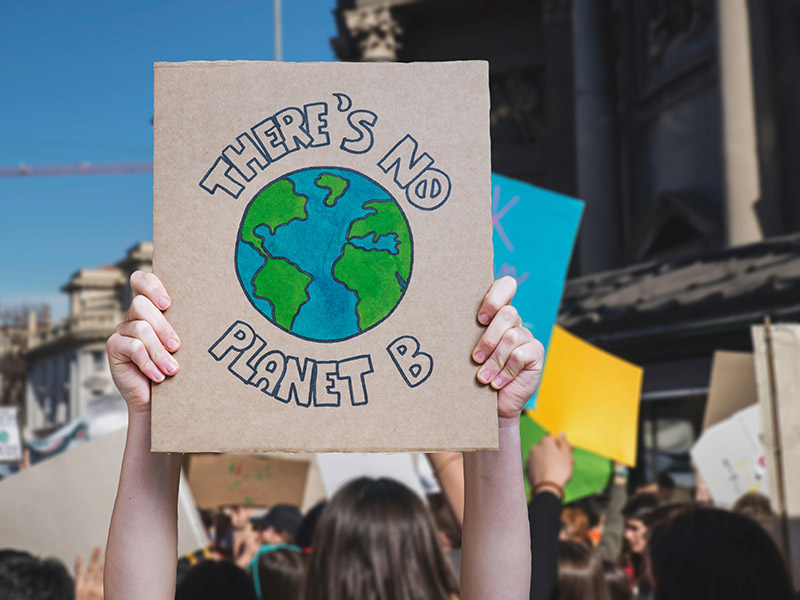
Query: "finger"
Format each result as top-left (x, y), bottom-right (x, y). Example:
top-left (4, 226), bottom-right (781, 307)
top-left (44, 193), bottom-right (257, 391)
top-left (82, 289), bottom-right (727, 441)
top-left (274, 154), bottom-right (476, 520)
top-left (107, 333), bottom-right (166, 382)
top-left (472, 304), bottom-right (522, 363)
top-left (130, 270), bottom-right (171, 310)
top-left (86, 546), bottom-right (101, 581)
top-left (75, 554), bottom-right (84, 581)
top-left (115, 320), bottom-right (178, 376)
top-left (124, 293), bottom-right (180, 352)
top-left (476, 276), bottom-right (517, 325)
top-left (476, 326), bottom-right (533, 386)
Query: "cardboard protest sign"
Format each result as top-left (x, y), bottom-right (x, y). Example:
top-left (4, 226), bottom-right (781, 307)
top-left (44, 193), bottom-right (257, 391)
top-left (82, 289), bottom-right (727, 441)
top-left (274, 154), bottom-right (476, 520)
top-left (527, 326), bottom-right (642, 466)
top-left (520, 413), bottom-right (612, 503)
top-left (0, 429), bottom-right (207, 568)
top-left (703, 350), bottom-right (757, 430)
top-left (0, 406), bottom-right (22, 462)
top-left (489, 174), bottom-right (584, 409)
top-left (186, 453), bottom-right (310, 509)
top-left (691, 404), bottom-right (768, 508)
top-left (752, 324), bottom-right (800, 589)
top-left (152, 61), bottom-right (495, 453)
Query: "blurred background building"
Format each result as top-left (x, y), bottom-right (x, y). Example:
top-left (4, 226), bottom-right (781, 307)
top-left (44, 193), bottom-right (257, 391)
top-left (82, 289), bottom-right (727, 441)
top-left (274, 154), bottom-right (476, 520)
top-left (332, 0), bottom-right (800, 482)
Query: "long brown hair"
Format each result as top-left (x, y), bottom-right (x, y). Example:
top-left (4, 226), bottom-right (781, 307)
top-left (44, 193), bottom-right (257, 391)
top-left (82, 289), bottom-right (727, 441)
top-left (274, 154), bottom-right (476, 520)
top-left (557, 541), bottom-right (612, 600)
top-left (304, 477), bottom-right (458, 600)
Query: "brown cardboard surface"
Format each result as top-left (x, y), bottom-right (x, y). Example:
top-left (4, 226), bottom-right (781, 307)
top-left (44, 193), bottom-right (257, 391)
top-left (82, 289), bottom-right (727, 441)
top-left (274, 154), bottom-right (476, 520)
top-left (702, 350), bottom-right (757, 430)
top-left (152, 61), bottom-right (496, 453)
top-left (752, 325), bottom-right (800, 590)
top-left (186, 453), bottom-right (309, 509)
top-left (0, 429), bottom-right (208, 567)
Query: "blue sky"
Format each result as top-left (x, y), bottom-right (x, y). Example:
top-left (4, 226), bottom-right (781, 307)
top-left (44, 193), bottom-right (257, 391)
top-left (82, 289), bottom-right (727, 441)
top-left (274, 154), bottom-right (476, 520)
top-left (0, 0), bottom-right (337, 319)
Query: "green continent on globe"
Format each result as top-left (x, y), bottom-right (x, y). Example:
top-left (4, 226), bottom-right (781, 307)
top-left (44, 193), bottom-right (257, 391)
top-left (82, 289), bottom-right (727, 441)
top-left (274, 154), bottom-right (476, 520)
top-left (315, 173), bottom-right (348, 207)
top-left (333, 200), bottom-right (412, 331)
top-left (252, 251), bottom-right (312, 330)
top-left (241, 178), bottom-right (308, 249)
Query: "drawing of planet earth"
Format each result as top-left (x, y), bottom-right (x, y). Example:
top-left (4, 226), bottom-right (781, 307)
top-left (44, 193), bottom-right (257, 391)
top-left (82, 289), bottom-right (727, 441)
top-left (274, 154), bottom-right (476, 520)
top-left (235, 167), bottom-right (413, 342)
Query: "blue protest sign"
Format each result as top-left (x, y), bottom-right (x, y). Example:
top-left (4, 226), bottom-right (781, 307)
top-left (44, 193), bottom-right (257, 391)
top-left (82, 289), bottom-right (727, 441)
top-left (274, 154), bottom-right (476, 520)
top-left (491, 173), bottom-right (584, 408)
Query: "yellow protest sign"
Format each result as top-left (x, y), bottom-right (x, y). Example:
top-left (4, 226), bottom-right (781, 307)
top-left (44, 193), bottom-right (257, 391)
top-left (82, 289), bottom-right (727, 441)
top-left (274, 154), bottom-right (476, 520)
top-left (527, 325), bottom-right (642, 466)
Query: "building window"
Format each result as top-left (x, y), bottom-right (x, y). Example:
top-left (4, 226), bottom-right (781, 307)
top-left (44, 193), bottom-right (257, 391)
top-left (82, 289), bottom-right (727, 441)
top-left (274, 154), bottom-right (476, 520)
top-left (92, 350), bottom-right (106, 372)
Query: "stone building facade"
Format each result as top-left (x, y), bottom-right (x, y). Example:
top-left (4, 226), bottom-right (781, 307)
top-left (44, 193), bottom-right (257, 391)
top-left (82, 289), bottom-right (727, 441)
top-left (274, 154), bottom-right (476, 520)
top-left (331, 0), bottom-right (800, 482)
top-left (24, 242), bottom-right (152, 433)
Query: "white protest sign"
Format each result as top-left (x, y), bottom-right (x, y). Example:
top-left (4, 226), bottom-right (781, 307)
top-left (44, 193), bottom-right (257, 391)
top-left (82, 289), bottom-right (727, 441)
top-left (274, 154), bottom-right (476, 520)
top-left (0, 406), bottom-right (22, 462)
top-left (691, 404), bottom-right (769, 508)
top-left (315, 452), bottom-right (426, 500)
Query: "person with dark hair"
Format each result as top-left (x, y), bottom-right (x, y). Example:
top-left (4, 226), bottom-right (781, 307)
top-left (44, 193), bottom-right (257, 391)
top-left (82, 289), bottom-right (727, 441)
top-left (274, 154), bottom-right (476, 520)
top-left (294, 501), bottom-right (326, 553)
top-left (104, 273), bottom-right (542, 599)
top-left (0, 549), bottom-right (74, 600)
top-left (647, 505), bottom-right (794, 600)
top-left (247, 545), bottom-right (304, 600)
top-left (602, 561), bottom-right (631, 600)
top-left (251, 504), bottom-right (302, 546)
top-left (732, 491), bottom-right (774, 537)
top-left (621, 493), bottom-right (660, 599)
top-left (175, 560), bottom-right (256, 600)
top-left (306, 478), bottom-right (458, 600)
top-left (427, 491), bottom-right (463, 578)
top-left (556, 541), bottom-right (611, 600)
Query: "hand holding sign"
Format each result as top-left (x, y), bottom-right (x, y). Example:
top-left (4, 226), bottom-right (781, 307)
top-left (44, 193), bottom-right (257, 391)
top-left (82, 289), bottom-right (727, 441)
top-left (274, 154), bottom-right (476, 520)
top-left (473, 276), bottom-right (545, 424)
top-left (106, 271), bottom-right (180, 410)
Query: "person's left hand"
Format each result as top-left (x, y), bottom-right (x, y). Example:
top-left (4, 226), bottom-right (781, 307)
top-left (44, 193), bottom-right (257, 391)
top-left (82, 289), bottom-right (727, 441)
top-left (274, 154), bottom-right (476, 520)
top-left (472, 276), bottom-right (544, 426)
top-left (74, 547), bottom-right (104, 600)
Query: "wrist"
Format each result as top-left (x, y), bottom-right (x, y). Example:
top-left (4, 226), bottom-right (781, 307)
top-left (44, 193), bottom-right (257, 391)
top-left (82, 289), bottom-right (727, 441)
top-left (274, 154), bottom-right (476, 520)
top-left (498, 414), bottom-right (521, 430)
top-left (531, 480), bottom-right (564, 501)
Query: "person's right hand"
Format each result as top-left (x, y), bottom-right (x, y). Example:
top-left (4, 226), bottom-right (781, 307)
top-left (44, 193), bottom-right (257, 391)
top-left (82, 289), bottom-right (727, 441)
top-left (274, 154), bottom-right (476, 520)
top-left (106, 271), bottom-right (180, 410)
top-left (526, 433), bottom-right (574, 490)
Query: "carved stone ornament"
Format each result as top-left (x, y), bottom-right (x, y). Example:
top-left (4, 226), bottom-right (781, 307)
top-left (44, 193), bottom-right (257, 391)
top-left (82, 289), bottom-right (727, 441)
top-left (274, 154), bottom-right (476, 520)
top-left (646, 0), bottom-right (714, 63)
top-left (343, 5), bottom-right (403, 62)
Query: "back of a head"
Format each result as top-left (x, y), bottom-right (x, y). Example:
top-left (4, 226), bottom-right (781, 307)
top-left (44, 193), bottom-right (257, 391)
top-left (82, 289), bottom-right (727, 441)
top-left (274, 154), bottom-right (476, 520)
top-left (557, 541), bottom-right (611, 600)
top-left (175, 560), bottom-right (256, 600)
top-left (305, 477), bottom-right (458, 600)
top-left (253, 548), bottom-right (304, 600)
top-left (732, 492), bottom-right (774, 536)
top-left (648, 506), bottom-right (794, 600)
top-left (622, 493), bottom-right (660, 521)
top-left (602, 561), bottom-right (631, 600)
top-left (0, 550), bottom-right (74, 600)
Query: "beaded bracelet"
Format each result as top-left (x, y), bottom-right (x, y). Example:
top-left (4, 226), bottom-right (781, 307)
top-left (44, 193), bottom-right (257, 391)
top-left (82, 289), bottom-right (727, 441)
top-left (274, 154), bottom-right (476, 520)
top-left (531, 480), bottom-right (565, 501)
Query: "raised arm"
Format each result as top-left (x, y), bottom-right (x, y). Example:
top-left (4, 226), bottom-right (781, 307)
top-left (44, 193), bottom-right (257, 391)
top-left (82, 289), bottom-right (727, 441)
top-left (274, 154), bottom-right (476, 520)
top-left (104, 272), bottom-right (183, 600)
top-left (460, 277), bottom-right (545, 600)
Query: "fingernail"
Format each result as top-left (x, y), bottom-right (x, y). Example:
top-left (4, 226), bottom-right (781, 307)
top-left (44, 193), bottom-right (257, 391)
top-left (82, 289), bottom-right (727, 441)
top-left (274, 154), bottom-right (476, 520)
top-left (152, 369), bottom-right (165, 382)
top-left (158, 296), bottom-right (171, 309)
top-left (164, 359), bottom-right (178, 374)
top-left (478, 313), bottom-right (489, 325)
top-left (167, 338), bottom-right (180, 351)
top-left (478, 368), bottom-right (492, 383)
top-left (474, 351), bottom-right (486, 363)
top-left (492, 376), bottom-right (505, 389)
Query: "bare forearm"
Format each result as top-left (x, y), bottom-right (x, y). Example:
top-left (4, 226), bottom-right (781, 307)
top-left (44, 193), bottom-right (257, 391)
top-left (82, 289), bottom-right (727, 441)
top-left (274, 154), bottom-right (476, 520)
top-left (428, 452), bottom-right (465, 525)
top-left (105, 408), bottom-right (182, 599)
top-left (461, 418), bottom-right (531, 600)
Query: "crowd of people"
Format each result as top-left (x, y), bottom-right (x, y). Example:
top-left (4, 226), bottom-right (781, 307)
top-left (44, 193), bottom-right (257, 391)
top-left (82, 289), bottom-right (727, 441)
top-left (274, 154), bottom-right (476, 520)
top-left (0, 272), bottom-right (796, 599)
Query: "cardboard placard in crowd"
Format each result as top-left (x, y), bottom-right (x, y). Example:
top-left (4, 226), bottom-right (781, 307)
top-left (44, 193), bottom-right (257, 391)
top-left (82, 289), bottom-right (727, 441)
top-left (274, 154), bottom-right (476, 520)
top-left (0, 429), bottom-right (208, 568)
top-left (752, 324), bottom-right (800, 590)
top-left (0, 406), bottom-right (22, 462)
top-left (186, 453), bottom-right (311, 510)
top-left (488, 174), bottom-right (584, 409)
top-left (152, 60), bottom-right (495, 453)
top-left (702, 350), bottom-right (757, 430)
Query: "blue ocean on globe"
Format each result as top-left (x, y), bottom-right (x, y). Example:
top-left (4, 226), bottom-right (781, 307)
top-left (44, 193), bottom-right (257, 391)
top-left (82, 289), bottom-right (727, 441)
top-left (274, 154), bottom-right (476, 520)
top-left (235, 167), bottom-right (412, 342)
